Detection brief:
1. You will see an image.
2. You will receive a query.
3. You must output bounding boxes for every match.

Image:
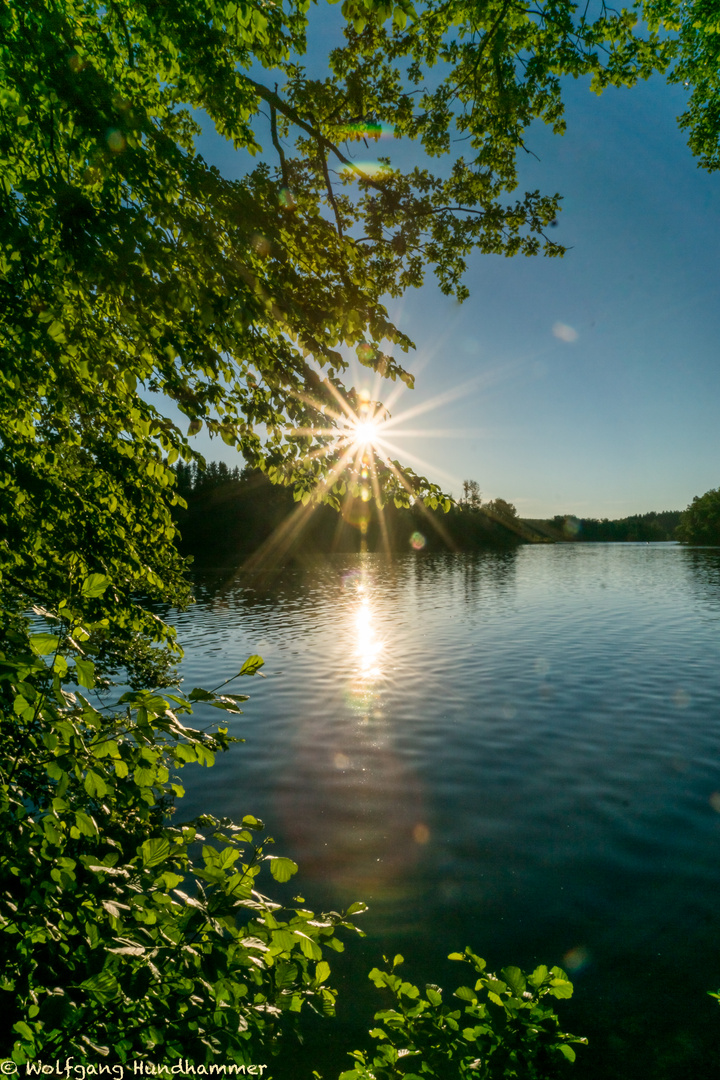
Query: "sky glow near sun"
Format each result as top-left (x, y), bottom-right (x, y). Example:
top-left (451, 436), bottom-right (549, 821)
top-left (241, 369), bottom-right (483, 570)
top-left (282, 363), bottom-right (495, 512)
top-left (279, 371), bottom-right (460, 525)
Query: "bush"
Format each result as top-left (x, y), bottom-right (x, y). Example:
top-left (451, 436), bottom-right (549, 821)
top-left (341, 949), bottom-right (584, 1079)
top-left (0, 599), bottom-right (365, 1068)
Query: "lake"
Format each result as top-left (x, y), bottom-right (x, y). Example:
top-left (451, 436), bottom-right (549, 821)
top-left (171, 543), bottom-right (720, 1079)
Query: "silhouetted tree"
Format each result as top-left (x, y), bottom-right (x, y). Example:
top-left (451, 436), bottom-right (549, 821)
top-left (486, 498), bottom-right (518, 520)
top-left (677, 488), bottom-right (720, 545)
top-left (461, 479), bottom-right (483, 509)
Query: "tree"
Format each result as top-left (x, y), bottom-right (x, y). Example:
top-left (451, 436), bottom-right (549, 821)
top-left (461, 479), bottom-right (482, 509)
top-left (0, 0), bottom-right (673, 625)
top-left (677, 487), bottom-right (720, 545)
top-left (644, 0), bottom-right (720, 171)
top-left (485, 497), bottom-right (519, 520)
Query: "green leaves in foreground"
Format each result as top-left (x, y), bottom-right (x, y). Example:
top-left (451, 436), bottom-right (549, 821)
top-left (0, 622), bottom-right (366, 1069)
top-left (342, 948), bottom-right (584, 1079)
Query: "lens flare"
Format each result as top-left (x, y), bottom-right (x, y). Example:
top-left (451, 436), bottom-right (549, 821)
top-left (354, 420), bottom-right (379, 447)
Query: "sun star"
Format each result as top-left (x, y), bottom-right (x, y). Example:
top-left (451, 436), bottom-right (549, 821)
top-left (352, 419), bottom-right (380, 447)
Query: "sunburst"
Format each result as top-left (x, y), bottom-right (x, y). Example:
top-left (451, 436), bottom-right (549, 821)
top-left (243, 359), bottom-right (505, 569)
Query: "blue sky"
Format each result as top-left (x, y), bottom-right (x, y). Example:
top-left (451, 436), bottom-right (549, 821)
top-left (184, 16), bottom-right (720, 520)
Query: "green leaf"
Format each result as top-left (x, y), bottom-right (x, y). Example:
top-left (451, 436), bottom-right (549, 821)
top-left (47, 320), bottom-right (66, 341)
top-left (81, 574), bottom-right (110, 598)
top-left (345, 901), bottom-right (369, 915)
top-left (298, 935), bottom-right (323, 961)
top-left (79, 971), bottom-right (119, 998)
top-left (53, 655), bottom-right (69, 677)
top-left (275, 961), bottom-right (299, 988)
top-left (84, 771), bottom-right (108, 798)
top-left (559, 1044), bottom-right (576, 1062)
top-left (160, 872), bottom-right (185, 889)
top-left (269, 856), bottom-right (298, 882)
top-left (74, 812), bottom-right (98, 837)
top-left (500, 966), bottom-right (526, 995)
top-left (271, 929), bottom-right (298, 951)
top-left (133, 766), bottom-right (156, 787)
top-left (29, 634), bottom-right (61, 656)
top-left (141, 837), bottom-right (171, 868)
top-left (75, 657), bottom-right (96, 689)
top-left (239, 654), bottom-right (264, 676)
top-left (548, 978), bottom-right (574, 999)
top-left (528, 964), bottom-right (549, 988)
top-left (315, 960), bottom-right (331, 983)
top-left (242, 814), bottom-right (264, 830)
top-left (188, 687), bottom-right (215, 701)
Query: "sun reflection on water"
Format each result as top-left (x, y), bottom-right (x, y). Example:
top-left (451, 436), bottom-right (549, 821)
top-left (354, 594), bottom-right (384, 680)
top-left (274, 564), bottom-right (428, 906)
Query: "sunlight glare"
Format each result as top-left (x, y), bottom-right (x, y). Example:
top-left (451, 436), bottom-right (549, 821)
top-left (355, 596), bottom-right (383, 678)
top-left (353, 419), bottom-right (379, 447)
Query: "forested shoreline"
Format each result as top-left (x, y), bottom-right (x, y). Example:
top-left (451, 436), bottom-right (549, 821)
top-left (175, 462), bottom-right (684, 563)
top-left (174, 463), bottom-right (530, 563)
top-left (523, 511), bottom-right (682, 544)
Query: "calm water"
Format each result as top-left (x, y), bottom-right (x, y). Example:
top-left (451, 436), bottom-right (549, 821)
top-left (172, 544), bottom-right (720, 1079)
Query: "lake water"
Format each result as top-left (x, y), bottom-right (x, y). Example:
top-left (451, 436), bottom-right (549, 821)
top-left (171, 544), bottom-right (720, 1079)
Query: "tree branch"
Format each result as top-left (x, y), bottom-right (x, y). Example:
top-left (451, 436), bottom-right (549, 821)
top-left (318, 145), bottom-right (344, 238)
top-left (241, 75), bottom-right (387, 192)
top-left (269, 101), bottom-right (289, 189)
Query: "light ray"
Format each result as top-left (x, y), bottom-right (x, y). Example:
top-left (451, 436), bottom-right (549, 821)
top-left (379, 369), bottom-right (514, 433)
top-left (368, 461), bottom-right (393, 556)
top-left (366, 432), bottom-right (460, 487)
top-left (369, 428), bottom-right (493, 439)
top-left (381, 457), bottom-right (457, 551)
top-left (242, 440), bottom-right (360, 571)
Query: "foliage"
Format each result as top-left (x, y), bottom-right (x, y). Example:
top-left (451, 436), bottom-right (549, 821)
top-left (0, 597), bottom-right (367, 1067)
top-left (676, 487), bottom-right (720, 545)
top-left (460, 481), bottom-right (482, 510)
top-left (484, 498), bottom-right (518, 521)
top-left (340, 949), bottom-right (584, 1080)
top-left (644, 0), bottom-right (720, 170)
top-left (0, 0), bottom-right (674, 602)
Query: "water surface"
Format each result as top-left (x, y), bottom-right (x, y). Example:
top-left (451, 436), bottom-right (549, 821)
top-left (173, 544), bottom-right (720, 1079)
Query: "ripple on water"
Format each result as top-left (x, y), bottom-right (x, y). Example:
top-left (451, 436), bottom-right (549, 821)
top-left (168, 546), bottom-right (720, 1080)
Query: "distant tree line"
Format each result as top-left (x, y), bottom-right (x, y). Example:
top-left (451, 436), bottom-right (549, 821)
top-left (176, 466), bottom-right (720, 561)
top-left (173, 466), bottom-right (529, 564)
top-left (524, 510), bottom-right (683, 543)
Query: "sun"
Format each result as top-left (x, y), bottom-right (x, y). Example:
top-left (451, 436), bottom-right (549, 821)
top-left (352, 419), bottom-right (380, 448)
top-left (250, 370), bottom-right (478, 566)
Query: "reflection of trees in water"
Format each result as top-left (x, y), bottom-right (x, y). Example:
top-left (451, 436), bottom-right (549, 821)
top-left (682, 549), bottom-right (720, 616)
top-left (184, 552), bottom-right (520, 642)
top-left (459, 550), bottom-right (518, 609)
top-left (407, 550), bottom-right (517, 593)
top-left (408, 549), bottom-right (518, 612)
top-left (192, 554), bottom-right (415, 617)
